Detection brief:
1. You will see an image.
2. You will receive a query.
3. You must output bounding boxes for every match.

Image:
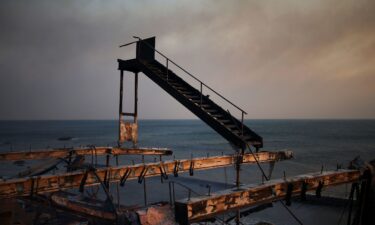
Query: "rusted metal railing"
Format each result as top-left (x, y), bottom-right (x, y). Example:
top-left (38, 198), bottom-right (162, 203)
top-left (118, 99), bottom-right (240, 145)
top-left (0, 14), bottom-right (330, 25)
top-left (121, 36), bottom-right (247, 135)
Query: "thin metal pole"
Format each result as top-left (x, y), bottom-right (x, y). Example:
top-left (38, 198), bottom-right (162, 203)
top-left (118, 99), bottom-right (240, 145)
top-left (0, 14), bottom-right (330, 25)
top-left (235, 154), bottom-right (241, 189)
top-left (116, 155), bottom-right (120, 208)
top-left (143, 177), bottom-right (147, 206)
top-left (105, 154), bottom-right (110, 190)
top-left (235, 150), bottom-right (242, 225)
top-left (236, 210), bottom-right (240, 225)
top-left (142, 155), bottom-right (147, 206)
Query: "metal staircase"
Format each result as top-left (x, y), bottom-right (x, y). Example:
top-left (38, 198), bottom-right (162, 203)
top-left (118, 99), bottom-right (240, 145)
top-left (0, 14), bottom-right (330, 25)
top-left (118, 37), bottom-right (263, 150)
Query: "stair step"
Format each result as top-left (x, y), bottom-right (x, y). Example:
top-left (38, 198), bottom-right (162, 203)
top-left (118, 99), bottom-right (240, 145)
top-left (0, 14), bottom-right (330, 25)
top-left (174, 87), bottom-right (189, 92)
top-left (218, 119), bottom-right (232, 124)
top-left (225, 124), bottom-right (238, 129)
top-left (210, 114), bottom-right (225, 119)
top-left (179, 90), bottom-right (193, 95)
top-left (203, 108), bottom-right (216, 111)
top-left (184, 94), bottom-right (200, 98)
top-left (199, 104), bottom-right (214, 109)
top-left (169, 81), bottom-right (183, 86)
top-left (170, 83), bottom-right (185, 88)
top-left (149, 69), bottom-right (167, 76)
top-left (153, 70), bottom-right (166, 75)
top-left (147, 66), bottom-right (162, 71)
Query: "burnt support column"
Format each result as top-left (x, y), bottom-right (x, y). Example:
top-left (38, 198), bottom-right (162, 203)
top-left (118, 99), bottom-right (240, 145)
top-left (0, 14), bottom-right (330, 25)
top-left (118, 70), bottom-right (124, 144)
top-left (118, 70), bottom-right (139, 146)
top-left (134, 72), bottom-right (138, 124)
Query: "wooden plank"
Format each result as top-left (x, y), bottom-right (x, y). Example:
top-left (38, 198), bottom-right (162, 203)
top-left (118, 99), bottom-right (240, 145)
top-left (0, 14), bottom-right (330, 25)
top-left (0, 151), bottom-right (293, 199)
top-left (174, 169), bottom-right (361, 224)
top-left (0, 147), bottom-right (173, 161)
top-left (50, 192), bottom-right (117, 220)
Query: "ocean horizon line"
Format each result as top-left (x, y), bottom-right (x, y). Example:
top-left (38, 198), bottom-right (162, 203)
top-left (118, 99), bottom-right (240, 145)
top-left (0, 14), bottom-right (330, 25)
top-left (0, 118), bottom-right (374, 122)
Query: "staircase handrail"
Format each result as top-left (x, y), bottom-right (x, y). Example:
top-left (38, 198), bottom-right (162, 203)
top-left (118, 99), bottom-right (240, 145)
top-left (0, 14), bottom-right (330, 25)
top-left (120, 37), bottom-right (248, 120)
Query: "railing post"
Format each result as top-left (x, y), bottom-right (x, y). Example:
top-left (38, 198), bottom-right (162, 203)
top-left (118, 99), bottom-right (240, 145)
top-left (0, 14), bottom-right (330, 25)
top-left (200, 83), bottom-right (203, 108)
top-left (166, 58), bottom-right (169, 82)
top-left (241, 111), bottom-right (244, 137)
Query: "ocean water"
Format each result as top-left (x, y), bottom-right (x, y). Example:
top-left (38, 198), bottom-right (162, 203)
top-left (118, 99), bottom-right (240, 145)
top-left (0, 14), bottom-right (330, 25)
top-left (1, 119), bottom-right (374, 165)
top-left (0, 119), bottom-right (374, 224)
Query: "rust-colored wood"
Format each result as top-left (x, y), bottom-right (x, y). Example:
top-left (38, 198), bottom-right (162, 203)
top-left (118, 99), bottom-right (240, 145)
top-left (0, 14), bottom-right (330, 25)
top-left (0, 147), bottom-right (172, 161)
top-left (50, 192), bottom-right (117, 220)
top-left (174, 169), bottom-right (361, 224)
top-left (0, 151), bottom-right (292, 199)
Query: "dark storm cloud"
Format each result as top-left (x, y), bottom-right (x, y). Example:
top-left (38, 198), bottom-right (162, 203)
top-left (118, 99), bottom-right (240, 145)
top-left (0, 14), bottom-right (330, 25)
top-left (0, 0), bottom-right (374, 119)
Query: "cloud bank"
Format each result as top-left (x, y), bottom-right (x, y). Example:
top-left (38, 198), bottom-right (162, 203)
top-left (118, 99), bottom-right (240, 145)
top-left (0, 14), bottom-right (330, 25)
top-left (0, 0), bottom-right (374, 119)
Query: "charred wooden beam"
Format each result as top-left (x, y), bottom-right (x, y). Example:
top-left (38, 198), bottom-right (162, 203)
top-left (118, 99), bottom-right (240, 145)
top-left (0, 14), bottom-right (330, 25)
top-left (49, 192), bottom-right (118, 221)
top-left (17, 158), bottom-right (64, 178)
top-left (0, 147), bottom-right (172, 161)
top-left (0, 151), bottom-right (292, 199)
top-left (174, 169), bottom-right (361, 224)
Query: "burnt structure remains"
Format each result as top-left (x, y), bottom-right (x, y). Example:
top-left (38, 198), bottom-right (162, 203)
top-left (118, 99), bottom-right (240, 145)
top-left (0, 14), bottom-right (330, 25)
top-left (0, 36), bottom-right (373, 225)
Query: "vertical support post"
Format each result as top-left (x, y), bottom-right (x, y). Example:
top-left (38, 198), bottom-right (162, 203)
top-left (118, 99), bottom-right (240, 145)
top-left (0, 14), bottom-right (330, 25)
top-left (116, 155), bottom-right (120, 208)
top-left (143, 178), bottom-right (147, 206)
top-left (235, 150), bottom-right (243, 225)
top-left (241, 111), bottom-right (244, 137)
top-left (166, 58), bottom-right (169, 81)
top-left (142, 155), bottom-right (147, 206)
top-left (236, 210), bottom-right (241, 225)
top-left (118, 70), bottom-right (124, 144)
top-left (105, 154), bottom-right (110, 190)
top-left (355, 167), bottom-right (373, 225)
top-left (200, 83), bottom-right (203, 107)
top-left (235, 155), bottom-right (241, 189)
top-left (134, 72), bottom-right (139, 124)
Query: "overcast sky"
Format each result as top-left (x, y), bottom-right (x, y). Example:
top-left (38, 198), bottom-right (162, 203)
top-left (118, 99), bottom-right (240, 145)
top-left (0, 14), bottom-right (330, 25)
top-left (1, 0), bottom-right (374, 120)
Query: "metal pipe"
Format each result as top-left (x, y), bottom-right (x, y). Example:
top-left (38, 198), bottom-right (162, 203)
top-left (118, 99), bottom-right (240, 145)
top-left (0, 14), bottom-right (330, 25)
top-left (142, 155), bottom-right (147, 206)
top-left (116, 155), bottom-right (120, 208)
top-left (143, 177), bottom-right (147, 206)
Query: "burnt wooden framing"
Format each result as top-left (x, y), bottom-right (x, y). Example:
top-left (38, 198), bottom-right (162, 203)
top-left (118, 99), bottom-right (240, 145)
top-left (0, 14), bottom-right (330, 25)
top-left (0, 147), bottom-right (172, 161)
top-left (174, 169), bottom-right (361, 224)
top-left (118, 37), bottom-right (263, 150)
top-left (0, 151), bottom-right (292, 199)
